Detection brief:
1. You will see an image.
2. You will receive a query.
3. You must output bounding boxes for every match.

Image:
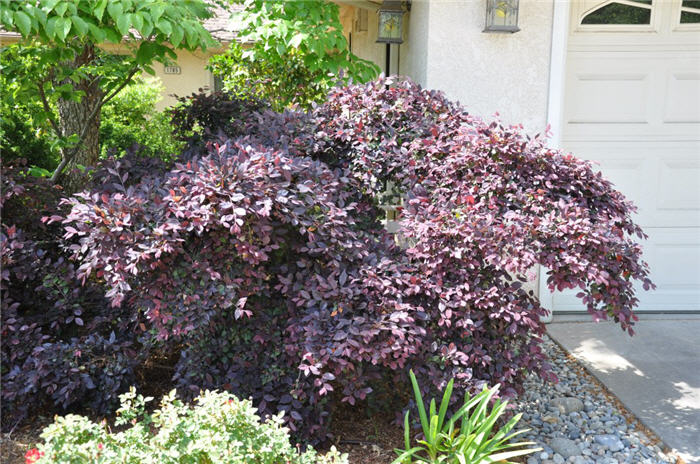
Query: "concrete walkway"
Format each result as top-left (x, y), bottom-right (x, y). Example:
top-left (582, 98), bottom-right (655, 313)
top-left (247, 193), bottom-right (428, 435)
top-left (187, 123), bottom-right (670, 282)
top-left (547, 315), bottom-right (700, 464)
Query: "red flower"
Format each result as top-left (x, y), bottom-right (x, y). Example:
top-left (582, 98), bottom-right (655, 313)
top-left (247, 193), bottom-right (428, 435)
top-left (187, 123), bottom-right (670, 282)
top-left (24, 448), bottom-right (44, 464)
top-left (97, 442), bottom-right (104, 451)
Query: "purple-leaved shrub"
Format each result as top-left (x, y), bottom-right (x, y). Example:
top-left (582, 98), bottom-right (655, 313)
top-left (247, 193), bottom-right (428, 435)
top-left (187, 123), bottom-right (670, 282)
top-left (303, 78), bottom-right (654, 397)
top-left (1, 163), bottom-right (140, 428)
top-left (1, 78), bottom-right (653, 441)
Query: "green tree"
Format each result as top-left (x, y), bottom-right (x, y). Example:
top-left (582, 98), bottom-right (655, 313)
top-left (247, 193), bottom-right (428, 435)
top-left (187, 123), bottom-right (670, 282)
top-left (0, 0), bottom-right (216, 189)
top-left (209, 0), bottom-right (379, 111)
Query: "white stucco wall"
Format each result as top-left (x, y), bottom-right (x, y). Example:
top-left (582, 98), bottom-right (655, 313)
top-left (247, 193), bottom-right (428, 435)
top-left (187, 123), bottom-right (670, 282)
top-left (341, 0), bottom-right (555, 133)
top-left (421, 0), bottom-right (554, 133)
top-left (399, 0), bottom-right (430, 83)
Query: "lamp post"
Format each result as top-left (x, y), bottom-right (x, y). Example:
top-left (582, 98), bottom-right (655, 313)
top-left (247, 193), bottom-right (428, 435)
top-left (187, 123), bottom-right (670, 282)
top-left (483, 0), bottom-right (520, 33)
top-left (377, 0), bottom-right (405, 44)
top-left (376, 0), bottom-right (406, 75)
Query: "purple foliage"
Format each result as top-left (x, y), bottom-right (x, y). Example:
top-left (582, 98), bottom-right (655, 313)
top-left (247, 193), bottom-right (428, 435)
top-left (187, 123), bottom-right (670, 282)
top-left (1, 163), bottom-right (138, 428)
top-left (1, 78), bottom-right (653, 441)
top-left (311, 78), bottom-right (653, 334)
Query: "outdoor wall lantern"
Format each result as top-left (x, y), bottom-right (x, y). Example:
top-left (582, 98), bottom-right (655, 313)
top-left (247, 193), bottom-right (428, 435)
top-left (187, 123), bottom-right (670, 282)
top-left (483, 0), bottom-right (520, 33)
top-left (376, 0), bottom-right (405, 44)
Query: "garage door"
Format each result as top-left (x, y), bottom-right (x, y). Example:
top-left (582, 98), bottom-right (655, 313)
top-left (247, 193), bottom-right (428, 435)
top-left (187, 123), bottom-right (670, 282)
top-left (551, 0), bottom-right (700, 312)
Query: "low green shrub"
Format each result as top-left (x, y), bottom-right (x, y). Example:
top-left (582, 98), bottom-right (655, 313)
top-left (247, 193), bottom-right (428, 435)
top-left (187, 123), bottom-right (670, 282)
top-left (393, 371), bottom-right (540, 464)
top-left (99, 78), bottom-right (182, 161)
top-left (27, 388), bottom-right (347, 464)
top-left (1, 44), bottom-right (60, 171)
top-left (0, 111), bottom-right (59, 171)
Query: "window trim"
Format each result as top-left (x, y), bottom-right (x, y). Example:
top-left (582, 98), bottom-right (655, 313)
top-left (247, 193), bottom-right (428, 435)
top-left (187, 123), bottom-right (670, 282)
top-left (575, 0), bottom-right (658, 32)
top-left (674, 0), bottom-right (700, 30)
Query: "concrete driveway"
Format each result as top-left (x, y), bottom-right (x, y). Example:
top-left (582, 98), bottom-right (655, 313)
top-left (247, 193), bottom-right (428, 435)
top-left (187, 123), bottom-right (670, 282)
top-left (547, 314), bottom-right (700, 463)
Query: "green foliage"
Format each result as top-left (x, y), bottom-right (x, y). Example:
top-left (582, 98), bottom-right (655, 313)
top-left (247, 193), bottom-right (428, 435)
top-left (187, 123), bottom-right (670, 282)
top-left (209, 0), bottom-right (379, 110)
top-left (31, 388), bottom-right (348, 464)
top-left (0, 0), bottom-right (217, 181)
top-left (0, 110), bottom-right (59, 171)
top-left (100, 78), bottom-right (182, 160)
top-left (0, 43), bottom-right (60, 170)
top-left (393, 371), bottom-right (540, 464)
top-left (1, 42), bottom-right (179, 169)
top-left (0, 0), bottom-right (216, 116)
top-left (0, 0), bottom-right (215, 66)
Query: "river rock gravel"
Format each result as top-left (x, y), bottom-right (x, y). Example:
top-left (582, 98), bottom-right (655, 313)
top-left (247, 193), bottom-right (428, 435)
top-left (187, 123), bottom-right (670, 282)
top-left (514, 335), bottom-right (675, 464)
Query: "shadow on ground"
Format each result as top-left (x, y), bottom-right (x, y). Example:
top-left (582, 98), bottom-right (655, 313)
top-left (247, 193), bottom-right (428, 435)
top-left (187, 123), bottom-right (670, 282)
top-left (547, 316), bottom-right (700, 463)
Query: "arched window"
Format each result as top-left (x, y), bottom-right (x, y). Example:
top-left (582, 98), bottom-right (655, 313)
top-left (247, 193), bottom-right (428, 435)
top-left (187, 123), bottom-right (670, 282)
top-left (581, 0), bottom-right (653, 25)
top-left (680, 0), bottom-right (700, 23)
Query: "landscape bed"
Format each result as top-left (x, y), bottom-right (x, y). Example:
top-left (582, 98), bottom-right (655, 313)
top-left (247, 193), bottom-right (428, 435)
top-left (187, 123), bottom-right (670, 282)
top-left (1, 77), bottom-right (656, 463)
top-left (0, 334), bottom-right (675, 464)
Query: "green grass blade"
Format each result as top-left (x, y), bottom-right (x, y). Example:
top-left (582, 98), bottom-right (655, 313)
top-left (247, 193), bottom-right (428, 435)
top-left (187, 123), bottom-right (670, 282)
top-left (429, 414), bottom-right (439, 447)
top-left (447, 393), bottom-right (482, 430)
top-left (472, 401), bottom-right (508, 455)
top-left (489, 440), bottom-right (539, 451)
top-left (391, 447), bottom-right (422, 464)
top-left (491, 428), bottom-right (532, 448)
top-left (486, 447), bottom-right (542, 462)
top-left (461, 391), bottom-right (470, 437)
top-left (404, 411), bottom-right (412, 451)
top-left (463, 387), bottom-right (494, 438)
top-left (437, 378), bottom-right (453, 432)
top-left (447, 419), bottom-right (455, 439)
top-left (409, 370), bottom-right (430, 434)
top-left (471, 386), bottom-right (499, 433)
top-left (492, 412), bottom-right (522, 439)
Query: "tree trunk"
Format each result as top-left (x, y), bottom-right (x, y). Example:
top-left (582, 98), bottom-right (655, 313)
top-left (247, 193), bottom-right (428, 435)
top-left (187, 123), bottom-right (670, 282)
top-left (56, 43), bottom-right (103, 192)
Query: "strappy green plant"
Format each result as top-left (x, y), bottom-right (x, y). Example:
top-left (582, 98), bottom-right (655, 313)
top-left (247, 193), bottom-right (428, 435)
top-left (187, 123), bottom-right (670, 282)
top-left (393, 370), bottom-right (541, 464)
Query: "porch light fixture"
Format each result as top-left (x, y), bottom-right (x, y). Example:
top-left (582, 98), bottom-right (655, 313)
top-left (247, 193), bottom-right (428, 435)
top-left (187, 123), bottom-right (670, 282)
top-left (376, 0), bottom-right (405, 44)
top-left (483, 0), bottom-right (520, 33)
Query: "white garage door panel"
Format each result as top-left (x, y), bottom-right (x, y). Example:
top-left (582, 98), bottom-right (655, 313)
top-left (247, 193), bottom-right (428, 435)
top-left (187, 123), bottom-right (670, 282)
top-left (656, 155), bottom-right (700, 215)
top-left (650, 229), bottom-right (700, 295)
top-left (551, 228), bottom-right (700, 311)
top-left (562, 141), bottom-right (700, 228)
top-left (567, 71), bottom-right (650, 124)
top-left (664, 70), bottom-right (700, 123)
top-left (549, 0), bottom-right (700, 313)
top-left (564, 54), bottom-right (700, 140)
